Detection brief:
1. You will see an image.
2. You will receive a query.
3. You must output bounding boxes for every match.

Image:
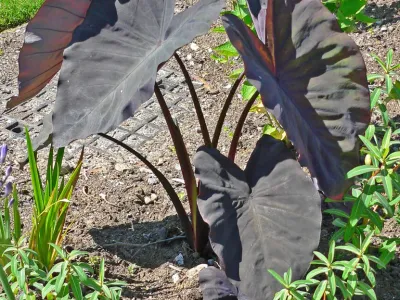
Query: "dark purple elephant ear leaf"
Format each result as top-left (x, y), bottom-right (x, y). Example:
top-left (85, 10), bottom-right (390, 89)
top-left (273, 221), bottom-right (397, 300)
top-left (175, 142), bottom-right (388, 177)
top-left (7, 0), bottom-right (93, 108)
top-left (246, 0), bottom-right (276, 68)
top-left (194, 135), bottom-right (322, 300)
top-left (8, 0), bottom-right (223, 148)
top-left (199, 267), bottom-right (241, 300)
top-left (223, 0), bottom-right (370, 198)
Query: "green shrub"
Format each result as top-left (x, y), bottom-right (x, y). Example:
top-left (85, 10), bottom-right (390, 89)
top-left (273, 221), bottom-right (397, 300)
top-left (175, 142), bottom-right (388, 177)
top-left (269, 49), bottom-right (400, 299)
top-left (0, 0), bottom-right (45, 31)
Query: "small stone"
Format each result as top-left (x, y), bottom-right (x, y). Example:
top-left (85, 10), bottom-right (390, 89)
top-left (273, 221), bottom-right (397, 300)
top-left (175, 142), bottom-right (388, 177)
top-left (2, 87), bottom-right (11, 94)
top-left (115, 163), bottom-right (130, 171)
top-left (143, 233), bottom-right (152, 240)
top-left (139, 167), bottom-right (152, 173)
top-left (150, 193), bottom-right (158, 201)
top-left (172, 273), bottom-right (180, 283)
top-left (190, 43), bottom-right (199, 51)
top-left (186, 54), bottom-right (192, 60)
top-left (207, 259), bottom-right (214, 266)
top-left (380, 26), bottom-right (387, 32)
top-left (157, 158), bottom-right (164, 166)
top-left (174, 164), bottom-right (181, 171)
top-left (144, 196), bottom-right (153, 205)
top-left (174, 253), bottom-right (184, 266)
top-left (187, 264), bottom-right (207, 278)
top-left (147, 176), bottom-right (159, 185)
top-left (196, 127), bottom-right (201, 134)
top-left (60, 164), bottom-right (74, 175)
top-left (156, 227), bottom-right (167, 240)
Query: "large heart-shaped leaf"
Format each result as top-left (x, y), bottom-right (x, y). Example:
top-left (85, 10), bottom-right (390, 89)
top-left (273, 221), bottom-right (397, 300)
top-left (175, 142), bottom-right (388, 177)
top-left (7, 0), bottom-right (93, 108)
top-left (199, 267), bottom-right (241, 300)
top-left (8, 0), bottom-right (223, 148)
top-left (223, 0), bottom-right (370, 198)
top-left (194, 135), bottom-right (322, 300)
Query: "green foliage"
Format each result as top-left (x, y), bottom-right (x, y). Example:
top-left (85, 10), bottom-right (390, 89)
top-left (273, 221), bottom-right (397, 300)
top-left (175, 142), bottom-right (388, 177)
top-left (0, 144), bottom-right (21, 268)
top-left (368, 49), bottom-right (400, 103)
top-left (0, 134), bottom-right (126, 299)
top-left (269, 47), bottom-right (400, 299)
top-left (270, 236), bottom-right (382, 299)
top-left (0, 185), bottom-right (21, 267)
top-left (25, 128), bottom-right (83, 271)
top-left (0, 0), bottom-right (45, 32)
top-left (211, 0), bottom-right (376, 101)
top-left (322, 0), bottom-right (375, 32)
top-left (0, 244), bottom-right (126, 299)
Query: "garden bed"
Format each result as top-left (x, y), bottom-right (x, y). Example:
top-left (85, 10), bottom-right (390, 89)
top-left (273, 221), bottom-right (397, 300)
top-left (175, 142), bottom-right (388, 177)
top-left (1, 0), bottom-right (400, 299)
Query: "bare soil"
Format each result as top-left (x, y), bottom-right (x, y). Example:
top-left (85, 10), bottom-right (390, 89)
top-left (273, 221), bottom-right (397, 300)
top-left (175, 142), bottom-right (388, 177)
top-left (1, 1), bottom-right (400, 299)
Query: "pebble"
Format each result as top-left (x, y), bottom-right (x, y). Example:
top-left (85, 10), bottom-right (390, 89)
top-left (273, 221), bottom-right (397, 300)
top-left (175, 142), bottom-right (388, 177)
top-left (2, 87), bottom-right (11, 94)
top-left (380, 26), bottom-right (387, 32)
top-left (150, 193), bottom-right (158, 201)
top-left (190, 43), bottom-right (199, 51)
top-left (60, 164), bottom-right (74, 175)
top-left (139, 167), bottom-right (152, 173)
top-left (147, 176), bottom-right (159, 185)
top-left (144, 196), bottom-right (153, 205)
top-left (186, 54), bottom-right (192, 60)
top-left (115, 163), bottom-right (130, 171)
top-left (156, 227), bottom-right (167, 240)
top-left (187, 264), bottom-right (207, 278)
top-left (172, 273), bottom-right (180, 283)
top-left (174, 253), bottom-right (184, 266)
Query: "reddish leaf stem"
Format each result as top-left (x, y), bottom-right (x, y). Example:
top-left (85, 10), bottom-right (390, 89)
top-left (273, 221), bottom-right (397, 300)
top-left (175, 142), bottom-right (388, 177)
top-left (212, 72), bottom-right (245, 148)
top-left (174, 53), bottom-right (211, 147)
top-left (154, 84), bottom-right (208, 252)
top-left (99, 133), bottom-right (194, 247)
top-left (228, 91), bottom-right (259, 161)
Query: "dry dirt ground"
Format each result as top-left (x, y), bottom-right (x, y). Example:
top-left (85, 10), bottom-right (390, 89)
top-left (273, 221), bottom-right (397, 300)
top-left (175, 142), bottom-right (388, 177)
top-left (1, 1), bottom-right (400, 299)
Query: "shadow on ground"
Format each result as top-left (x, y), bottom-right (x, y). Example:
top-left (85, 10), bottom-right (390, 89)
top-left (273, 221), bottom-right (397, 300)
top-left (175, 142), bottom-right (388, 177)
top-left (365, 1), bottom-right (400, 26)
top-left (89, 215), bottom-right (189, 269)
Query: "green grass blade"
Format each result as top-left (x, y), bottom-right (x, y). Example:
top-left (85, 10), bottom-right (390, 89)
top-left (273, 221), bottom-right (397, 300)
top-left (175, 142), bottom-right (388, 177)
top-left (12, 185), bottom-right (21, 242)
top-left (45, 146), bottom-right (54, 192)
top-left (25, 128), bottom-right (44, 212)
top-left (53, 148), bottom-right (65, 189)
top-left (0, 264), bottom-right (15, 300)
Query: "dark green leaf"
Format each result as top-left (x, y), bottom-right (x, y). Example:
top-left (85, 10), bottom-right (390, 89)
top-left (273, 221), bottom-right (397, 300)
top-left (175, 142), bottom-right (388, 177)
top-left (359, 135), bottom-right (382, 161)
top-left (357, 281), bottom-right (377, 300)
top-left (370, 88), bottom-right (381, 110)
top-left (336, 244), bottom-right (361, 256)
top-left (313, 280), bottom-right (327, 300)
top-left (346, 165), bottom-right (379, 178)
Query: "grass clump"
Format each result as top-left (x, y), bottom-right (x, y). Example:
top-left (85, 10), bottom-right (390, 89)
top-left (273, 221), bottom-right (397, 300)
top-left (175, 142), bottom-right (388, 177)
top-left (0, 0), bottom-right (44, 32)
